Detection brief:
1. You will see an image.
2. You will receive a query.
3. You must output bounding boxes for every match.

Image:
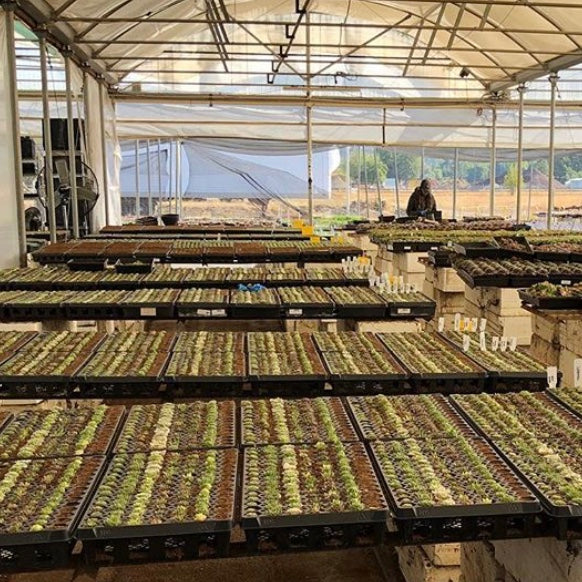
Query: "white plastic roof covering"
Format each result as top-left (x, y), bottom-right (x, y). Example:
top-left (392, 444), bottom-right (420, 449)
top-left (16, 0), bottom-right (582, 95)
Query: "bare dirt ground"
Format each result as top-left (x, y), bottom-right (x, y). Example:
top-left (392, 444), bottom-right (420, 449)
top-left (150, 189), bottom-right (582, 224)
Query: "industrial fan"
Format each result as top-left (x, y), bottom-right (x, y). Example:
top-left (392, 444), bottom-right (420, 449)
top-left (35, 157), bottom-right (100, 235)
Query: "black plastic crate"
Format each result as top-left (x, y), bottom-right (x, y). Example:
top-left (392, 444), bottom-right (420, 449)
top-left (334, 303), bottom-right (387, 319)
top-left (0, 540), bottom-right (74, 574)
top-left (176, 302), bottom-right (229, 319)
top-left (0, 382), bottom-right (70, 399)
top-left (518, 290), bottom-right (582, 310)
top-left (486, 371), bottom-right (549, 393)
top-left (6, 305), bottom-right (66, 321)
top-left (229, 304), bottom-right (282, 319)
top-left (69, 382), bottom-right (164, 400)
top-left (65, 304), bottom-right (124, 320)
top-left (248, 375), bottom-right (328, 396)
top-left (387, 300), bottom-right (436, 320)
top-left (115, 259), bottom-right (154, 274)
top-left (388, 241), bottom-right (439, 252)
top-left (165, 376), bottom-right (244, 398)
top-left (281, 302), bottom-right (335, 319)
top-left (121, 304), bottom-right (176, 319)
top-left (67, 259), bottom-right (107, 271)
top-left (453, 242), bottom-right (502, 259)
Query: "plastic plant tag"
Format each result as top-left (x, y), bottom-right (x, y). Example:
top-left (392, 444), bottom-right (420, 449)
top-left (479, 318), bottom-right (487, 332)
top-left (500, 337), bottom-right (508, 352)
top-left (479, 332), bottom-right (487, 351)
top-left (140, 307), bottom-right (157, 317)
top-left (471, 318), bottom-right (479, 333)
top-left (438, 317), bottom-right (445, 332)
top-left (289, 309), bottom-right (303, 316)
top-left (547, 366), bottom-right (558, 389)
top-left (397, 308), bottom-right (411, 315)
top-left (509, 337), bottom-right (518, 352)
top-left (575, 359), bottom-right (582, 389)
top-left (459, 319), bottom-right (465, 332)
top-left (212, 309), bottom-right (227, 318)
top-left (491, 336), bottom-right (499, 351)
top-left (463, 334), bottom-right (471, 352)
top-left (463, 317), bottom-right (471, 331)
top-left (454, 313), bottom-right (461, 331)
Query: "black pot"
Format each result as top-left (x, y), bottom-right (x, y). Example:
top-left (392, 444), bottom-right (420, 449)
top-left (161, 213), bottom-right (180, 226)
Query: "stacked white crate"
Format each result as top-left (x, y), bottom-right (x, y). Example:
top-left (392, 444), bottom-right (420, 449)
top-left (463, 286), bottom-right (533, 346)
top-left (424, 264), bottom-right (465, 333)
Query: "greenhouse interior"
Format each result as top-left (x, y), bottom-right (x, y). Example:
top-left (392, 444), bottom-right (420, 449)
top-left (1, 0), bottom-right (582, 581)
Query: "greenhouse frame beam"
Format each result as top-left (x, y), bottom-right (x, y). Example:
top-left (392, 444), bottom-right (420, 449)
top-left (489, 107), bottom-right (497, 217)
top-left (516, 83), bottom-right (526, 224)
top-left (14, 0), bottom-right (116, 83)
top-left (64, 50), bottom-right (80, 238)
top-left (547, 73), bottom-right (558, 229)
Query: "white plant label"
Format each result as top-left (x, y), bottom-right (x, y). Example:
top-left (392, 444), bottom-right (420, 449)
top-left (479, 332), bottom-right (487, 351)
top-left (454, 313), bottom-right (461, 331)
top-left (140, 307), bottom-right (156, 317)
top-left (547, 366), bottom-right (558, 389)
top-left (500, 337), bottom-right (508, 352)
top-left (509, 337), bottom-right (518, 352)
top-left (491, 336), bottom-right (499, 351)
top-left (479, 318), bottom-right (487, 332)
top-left (289, 309), bottom-right (303, 316)
top-left (438, 317), bottom-right (445, 333)
top-left (397, 308), bottom-right (412, 315)
top-left (575, 359), bottom-right (582, 389)
top-left (212, 309), bottom-right (227, 318)
top-left (463, 317), bottom-right (471, 331)
top-left (463, 334), bottom-right (471, 352)
top-left (471, 318), bottom-right (479, 333)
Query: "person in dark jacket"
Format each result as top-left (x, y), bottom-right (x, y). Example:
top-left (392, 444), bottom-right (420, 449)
top-left (407, 179), bottom-right (438, 217)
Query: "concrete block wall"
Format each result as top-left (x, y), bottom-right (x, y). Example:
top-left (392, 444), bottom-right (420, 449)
top-left (398, 545), bottom-right (461, 582)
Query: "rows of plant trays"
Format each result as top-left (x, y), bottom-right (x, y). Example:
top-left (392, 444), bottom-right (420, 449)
top-left (549, 387), bottom-right (582, 418)
top-left (454, 257), bottom-right (582, 288)
top-left (0, 393), bottom-right (580, 570)
top-left (451, 392), bottom-right (582, 532)
top-left (0, 286), bottom-right (435, 321)
top-left (0, 266), bottom-right (371, 290)
top-left (99, 224), bottom-right (305, 237)
top-left (519, 281), bottom-right (582, 310)
top-left (440, 331), bottom-right (547, 391)
top-left (0, 330), bottom-right (550, 398)
top-left (32, 240), bottom-right (362, 264)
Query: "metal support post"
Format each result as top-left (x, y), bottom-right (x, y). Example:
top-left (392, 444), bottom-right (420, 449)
top-left (516, 84), bottom-right (526, 223)
top-left (374, 148), bottom-right (382, 216)
top-left (393, 147), bottom-right (400, 216)
top-left (5, 5), bottom-right (27, 264)
top-left (489, 107), bottom-right (497, 217)
top-left (345, 146), bottom-right (351, 214)
top-left (306, 8), bottom-right (314, 225)
top-left (134, 139), bottom-right (140, 218)
top-left (146, 139), bottom-right (152, 216)
top-left (98, 81), bottom-right (110, 225)
top-left (64, 52), bottom-right (80, 238)
top-left (176, 139), bottom-right (182, 218)
top-left (452, 147), bottom-right (459, 220)
top-left (157, 139), bottom-right (162, 218)
top-left (39, 32), bottom-right (57, 243)
top-left (363, 146), bottom-right (370, 220)
top-left (547, 73), bottom-right (558, 230)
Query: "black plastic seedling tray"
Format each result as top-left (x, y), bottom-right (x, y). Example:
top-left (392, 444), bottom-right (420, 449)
top-left (248, 374), bottom-right (328, 396)
top-left (518, 290), bottom-right (582, 310)
top-left (509, 275), bottom-right (545, 288)
top-left (334, 303), bottom-right (387, 319)
top-left (5, 304), bottom-right (66, 321)
top-left (533, 250), bottom-right (572, 262)
top-left (456, 270), bottom-right (512, 289)
top-left (121, 304), bottom-right (176, 319)
top-left (547, 390), bottom-right (582, 420)
top-left (115, 259), bottom-right (154, 274)
top-left (229, 304), bottom-right (282, 319)
top-left (387, 300), bottom-right (435, 320)
top-left (281, 302), bottom-right (335, 319)
top-left (65, 303), bottom-right (124, 320)
top-left (453, 242), bottom-right (502, 259)
top-left (67, 259), bottom-right (107, 271)
top-left (176, 301), bottom-right (229, 319)
top-left (494, 236), bottom-right (534, 258)
top-left (166, 376), bottom-right (245, 398)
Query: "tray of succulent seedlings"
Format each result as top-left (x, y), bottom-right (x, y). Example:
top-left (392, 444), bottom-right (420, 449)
top-left (277, 286), bottom-right (335, 318)
top-left (453, 241), bottom-right (503, 259)
top-left (374, 289), bottom-right (436, 319)
top-left (164, 350), bottom-right (246, 397)
top-left (0, 406), bottom-right (125, 460)
top-left (305, 268), bottom-right (347, 286)
top-left (370, 434), bottom-right (541, 519)
top-left (77, 447), bottom-right (238, 542)
top-left (141, 267), bottom-right (190, 288)
top-left (114, 401), bottom-right (235, 453)
top-left (21, 331), bottom-right (105, 354)
top-left (132, 241), bottom-right (173, 260)
top-left (50, 269), bottom-right (106, 290)
top-left (3, 290), bottom-right (73, 320)
top-left (167, 240), bottom-right (205, 262)
top-left (172, 331), bottom-right (245, 354)
top-left (247, 332), bottom-right (327, 393)
top-left (346, 394), bottom-right (476, 442)
top-left (0, 455), bottom-right (106, 545)
top-left (440, 331), bottom-right (547, 390)
top-left (240, 397), bottom-right (358, 446)
top-left (377, 332), bottom-right (487, 392)
top-left (264, 268), bottom-right (306, 287)
top-left (203, 241), bottom-right (236, 262)
top-left (518, 282), bottom-right (582, 310)
top-left (241, 441), bottom-right (388, 548)
top-left (226, 268), bottom-right (267, 285)
top-left (0, 268), bottom-right (63, 291)
top-left (71, 270), bottom-right (141, 291)
top-left (233, 242), bottom-right (268, 262)
top-left (0, 331), bottom-right (36, 359)
top-left (182, 267), bottom-right (230, 287)
top-left (0, 350), bottom-right (92, 386)
top-left (96, 331), bottom-right (176, 353)
top-left (63, 290), bottom-right (128, 320)
top-left (313, 332), bottom-right (408, 393)
top-left (120, 288), bottom-right (181, 319)
top-left (450, 393), bottom-right (582, 518)
top-left (176, 288), bottom-right (230, 318)
top-left (323, 286), bottom-right (387, 319)
top-left (493, 236), bottom-right (534, 258)
top-left (229, 288), bottom-right (282, 319)
top-left (100, 241), bottom-right (140, 260)
top-left (266, 242), bottom-right (302, 261)
top-left (77, 349), bottom-right (169, 385)
top-left (548, 387), bottom-right (582, 419)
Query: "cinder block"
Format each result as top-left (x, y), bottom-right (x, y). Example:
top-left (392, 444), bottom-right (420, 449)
top-left (375, 257), bottom-right (393, 275)
top-left (461, 542), bottom-right (505, 582)
top-left (402, 272), bottom-right (426, 289)
top-left (559, 319), bottom-right (582, 355)
top-left (559, 348), bottom-right (582, 388)
top-left (434, 289), bottom-right (465, 310)
top-left (493, 538), bottom-right (582, 582)
top-left (434, 269), bottom-right (465, 293)
top-left (423, 280), bottom-right (435, 300)
top-left (532, 312), bottom-right (561, 344)
top-left (530, 335), bottom-right (560, 367)
top-left (398, 546), bottom-right (461, 582)
top-left (425, 265), bottom-right (436, 284)
top-left (423, 544), bottom-right (461, 567)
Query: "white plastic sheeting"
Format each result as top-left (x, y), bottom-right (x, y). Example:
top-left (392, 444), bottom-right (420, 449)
top-left (0, 11), bottom-right (23, 268)
top-left (22, 0), bottom-right (582, 93)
